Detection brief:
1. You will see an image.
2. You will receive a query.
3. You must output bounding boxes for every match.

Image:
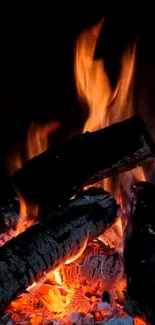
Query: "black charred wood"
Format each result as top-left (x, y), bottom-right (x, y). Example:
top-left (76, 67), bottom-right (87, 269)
top-left (0, 188), bottom-right (119, 311)
top-left (124, 181), bottom-right (155, 324)
top-left (12, 115), bottom-right (155, 206)
top-left (0, 161), bottom-right (19, 234)
top-left (0, 197), bottom-right (19, 238)
top-left (41, 187), bottom-right (119, 226)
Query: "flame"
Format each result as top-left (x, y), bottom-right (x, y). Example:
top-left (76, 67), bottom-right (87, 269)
top-left (65, 231), bottom-right (89, 265)
top-left (74, 19), bottom-right (111, 131)
top-left (53, 268), bottom-right (63, 286)
top-left (74, 18), bottom-right (146, 206)
top-left (110, 44), bottom-right (136, 123)
top-left (4, 120), bottom-right (60, 237)
top-left (134, 316), bottom-right (148, 325)
top-left (26, 120), bottom-right (60, 160)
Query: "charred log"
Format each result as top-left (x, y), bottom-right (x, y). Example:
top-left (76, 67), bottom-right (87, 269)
top-left (0, 197), bottom-right (19, 234)
top-left (59, 238), bottom-right (124, 296)
top-left (124, 181), bottom-right (155, 324)
top-left (13, 115), bottom-right (155, 206)
top-left (0, 188), bottom-right (119, 311)
top-left (0, 161), bottom-right (19, 234)
top-left (41, 187), bottom-right (119, 226)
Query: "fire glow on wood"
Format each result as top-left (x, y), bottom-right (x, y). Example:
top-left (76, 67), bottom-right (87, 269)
top-left (0, 17), bottom-right (154, 325)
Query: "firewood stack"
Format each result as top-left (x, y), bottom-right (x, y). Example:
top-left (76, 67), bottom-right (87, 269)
top-left (0, 115), bottom-right (154, 324)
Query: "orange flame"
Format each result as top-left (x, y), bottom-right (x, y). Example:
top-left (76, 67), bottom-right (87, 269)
top-left (74, 19), bottom-right (136, 132)
top-left (74, 19), bottom-right (111, 131)
top-left (74, 18), bottom-right (145, 204)
top-left (26, 120), bottom-right (60, 160)
top-left (134, 316), bottom-right (148, 325)
top-left (5, 120), bottom-right (60, 236)
top-left (65, 231), bottom-right (89, 265)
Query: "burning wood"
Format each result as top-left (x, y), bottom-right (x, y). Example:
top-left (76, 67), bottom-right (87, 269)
top-left (12, 115), bottom-right (155, 206)
top-left (59, 239), bottom-right (124, 296)
top-left (124, 181), bottom-right (155, 324)
top-left (0, 187), bottom-right (119, 311)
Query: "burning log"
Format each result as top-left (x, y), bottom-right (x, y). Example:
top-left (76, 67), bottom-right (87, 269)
top-left (0, 188), bottom-right (119, 311)
top-left (13, 115), bottom-right (155, 206)
top-left (41, 187), bottom-right (119, 225)
top-left (124, 182), bottom-right (155, 324)
top-left (59, 239), bottom-right (124, 296)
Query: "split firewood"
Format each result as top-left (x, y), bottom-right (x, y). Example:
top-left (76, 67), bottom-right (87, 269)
top-left (0, 188), bottom-right (119, 311)
top-left (13, 115), bottom-right (155, 206)
top-left (124, 181), bottom-right (155, 324)
top-left (59, 239), bottom-right (124, 296)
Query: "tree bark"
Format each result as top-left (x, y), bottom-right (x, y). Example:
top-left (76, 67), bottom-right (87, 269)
top-left (13, 115), bottom-right (155, 206)
top-left (0, 188), bottom-right (119, 311)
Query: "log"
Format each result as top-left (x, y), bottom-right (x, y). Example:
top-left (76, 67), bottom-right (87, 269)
top-left (0, 188), bottom-right (119, 311)
top-left (0, 161), bottom-right (19, 234)
top-left (59, 239), bottom-right (124, 296)
top-left (124, 181), bottom-right (155, 324)
top-left (41, 187), bottom-right (119, 225)
top-left (12, 115), bottom-right (155, 206)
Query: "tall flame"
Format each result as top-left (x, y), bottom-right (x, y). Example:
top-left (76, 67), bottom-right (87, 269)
top-left (74, 19), bottom-right (143, 236)
top-left (74, 18), bottom-right (136, 131)
top-left (74, 19), bottom-right (111, 131)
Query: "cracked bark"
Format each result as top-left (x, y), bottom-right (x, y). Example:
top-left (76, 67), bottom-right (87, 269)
top-left (0, 188), bottom-right (119, 311)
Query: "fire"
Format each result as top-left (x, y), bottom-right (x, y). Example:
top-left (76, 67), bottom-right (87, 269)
top-left (4, 120), bottom-right (60, 236)
top-left (26, 120), bottom-right (60, 160)
top-left (134, 316), bottom-right (148, 325)
top-left (74, 19), bottom-right (111, 131)
top-left (2, 18), bottom-right (149, 325)
top-left (65, 231), bottom-right (89, 265)
top-left (74, 18), bottom-right (146, 202)
top-left (13, 191), bottom-right (40, 235)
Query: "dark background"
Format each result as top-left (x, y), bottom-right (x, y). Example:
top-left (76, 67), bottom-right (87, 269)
top-left (0, 4), bottom-right (155, 162)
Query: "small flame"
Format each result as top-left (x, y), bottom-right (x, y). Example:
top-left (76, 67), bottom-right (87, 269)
top-left (65, 232), bottom-right (89, 265)
top-left (15, 192), bottom-right (39, 234)
top-left (53, 268), bottom-right (63, 286)
top-left (27, 120), bottom-right (60, 160)
top-left (134, 316), bottom-right (148, 325)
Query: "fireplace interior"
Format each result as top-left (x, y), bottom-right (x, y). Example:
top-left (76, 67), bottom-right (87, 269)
top-left (1, 5), bottom-right (155, 325)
